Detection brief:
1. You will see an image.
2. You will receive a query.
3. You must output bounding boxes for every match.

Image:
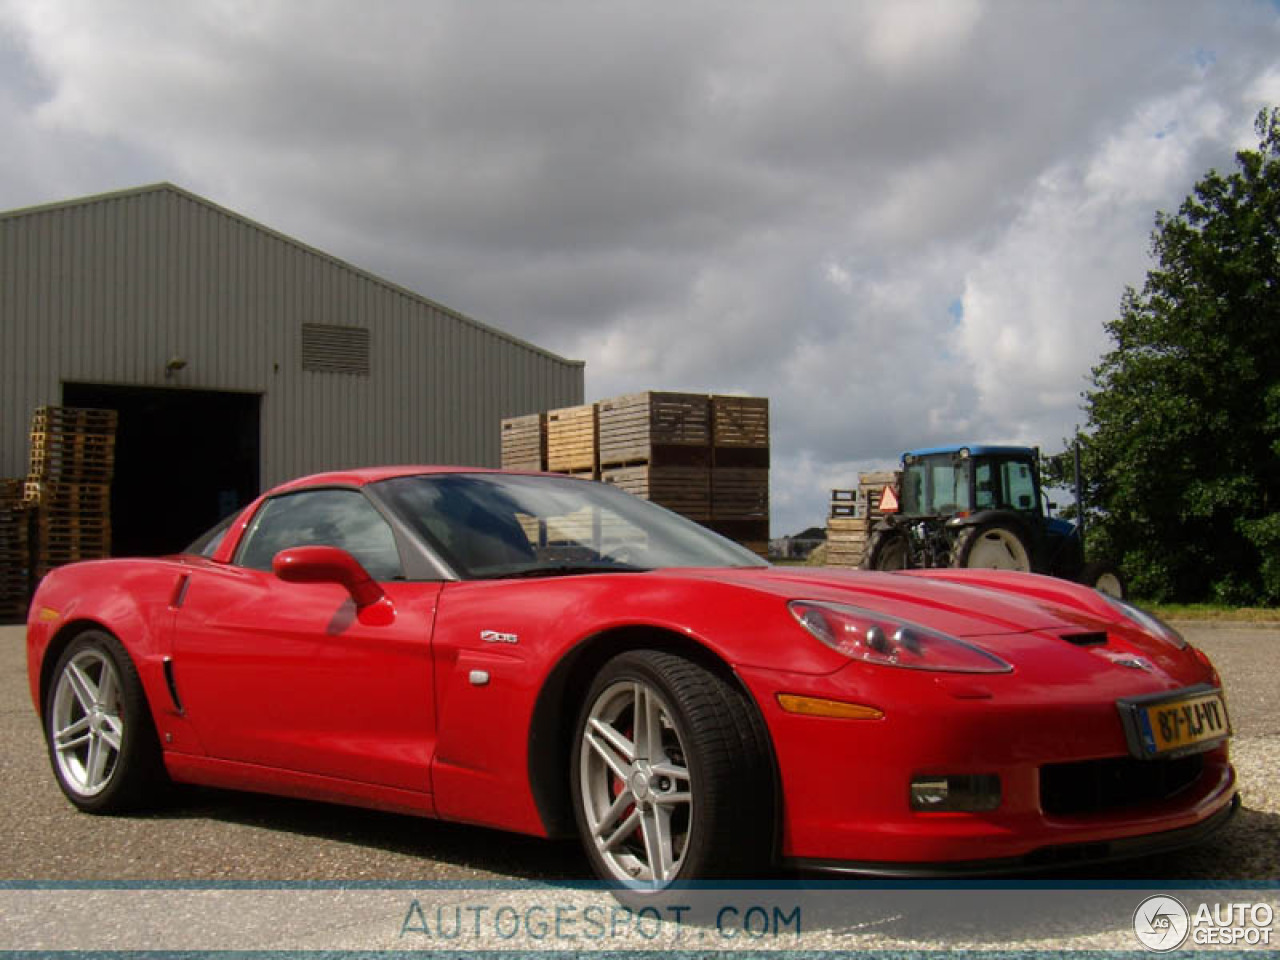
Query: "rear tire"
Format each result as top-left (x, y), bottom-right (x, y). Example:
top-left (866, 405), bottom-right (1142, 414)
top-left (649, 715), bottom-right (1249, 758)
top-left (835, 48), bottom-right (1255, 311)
top-left (1080, 560), bottom-right (1127, 599)
top-left (862, 529), bottom-right (909, 570)
top-left (45, 630), bottom-right (168, 813)
top-left (570, 650), bottom-right (774, 891)
top-left (951, 523), bottom-right (1032, 572)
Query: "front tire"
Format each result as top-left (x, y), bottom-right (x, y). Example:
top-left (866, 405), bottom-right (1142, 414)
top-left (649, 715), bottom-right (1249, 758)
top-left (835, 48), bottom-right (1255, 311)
top-left (45, 630), bottom-right (167, 813)
top-left (951, 523), bottom-right (1032, 572)
top-left (571, 650), bottom-right (773, 890)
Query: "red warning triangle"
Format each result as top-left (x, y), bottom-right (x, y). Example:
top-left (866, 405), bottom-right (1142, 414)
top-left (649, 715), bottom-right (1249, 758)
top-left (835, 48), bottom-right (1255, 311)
top-left (879, 485), bottom-right (899, 514)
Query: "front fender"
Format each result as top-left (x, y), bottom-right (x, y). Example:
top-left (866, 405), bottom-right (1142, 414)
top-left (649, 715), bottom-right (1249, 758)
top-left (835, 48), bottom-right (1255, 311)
top-left (26, 558), bottom-right (186, 723)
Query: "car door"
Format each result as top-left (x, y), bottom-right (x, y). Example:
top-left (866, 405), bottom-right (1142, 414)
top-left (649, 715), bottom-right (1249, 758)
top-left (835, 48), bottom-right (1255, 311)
top-left (170, 487), bottom-right (440, 793)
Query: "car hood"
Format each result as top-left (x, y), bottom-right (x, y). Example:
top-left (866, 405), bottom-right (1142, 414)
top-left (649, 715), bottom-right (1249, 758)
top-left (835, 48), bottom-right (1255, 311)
top-left (653, 567), bottom-right (1200, 688)
top-left (669, 566), bottom-right (1105, 638)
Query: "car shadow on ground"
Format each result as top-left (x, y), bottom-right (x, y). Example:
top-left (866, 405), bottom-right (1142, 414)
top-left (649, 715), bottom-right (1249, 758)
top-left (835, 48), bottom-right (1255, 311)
top-left (134, 784), bottom-right (593, 882)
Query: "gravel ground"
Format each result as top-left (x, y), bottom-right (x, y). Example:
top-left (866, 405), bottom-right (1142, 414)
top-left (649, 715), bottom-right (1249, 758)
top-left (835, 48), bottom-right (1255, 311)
top-left (1, 621), bottom-right (1276, 951)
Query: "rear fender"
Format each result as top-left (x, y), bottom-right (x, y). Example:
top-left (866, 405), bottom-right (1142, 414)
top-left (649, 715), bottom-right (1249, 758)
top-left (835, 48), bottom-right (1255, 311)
top-left (945, 509), bottom-right (1032, 534)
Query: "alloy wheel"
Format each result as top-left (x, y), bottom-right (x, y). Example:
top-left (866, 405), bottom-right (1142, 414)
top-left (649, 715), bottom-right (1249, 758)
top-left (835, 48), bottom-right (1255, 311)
top-left (578, 679), bottom-right (693, 887)
top-left (51, 647), bottom-right (124, 797)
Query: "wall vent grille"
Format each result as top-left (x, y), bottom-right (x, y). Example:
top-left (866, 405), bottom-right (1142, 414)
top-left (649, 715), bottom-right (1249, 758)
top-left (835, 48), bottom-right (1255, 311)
top-left (301, 323), bottom-right (371, 375)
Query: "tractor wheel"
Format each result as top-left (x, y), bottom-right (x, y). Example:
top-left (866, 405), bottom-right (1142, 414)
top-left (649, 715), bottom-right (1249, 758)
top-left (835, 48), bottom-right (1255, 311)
top-left (1080, 560), bottom-right (1127, 599)
top-left (862, 529), bottom-right (910, 570)
top-left (951, 523), bottom-right (1031, 572)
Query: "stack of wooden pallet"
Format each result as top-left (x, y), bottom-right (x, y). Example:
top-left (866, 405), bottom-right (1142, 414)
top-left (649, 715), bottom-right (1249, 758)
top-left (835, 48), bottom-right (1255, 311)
top-left (708, 396), bottom-right (769, 555)
top-left (599, 392), bottom-right (713, 523)
top-left (24, 406), bottom-right (116, 578)
top-left (500, 392), bottom-right (770, 555)
top-left (0, 479), bottom-right (30, 622)
top-left (499, 413), bottom-right (547, 471)
top-left (825, 470), bottom-right (900, 568)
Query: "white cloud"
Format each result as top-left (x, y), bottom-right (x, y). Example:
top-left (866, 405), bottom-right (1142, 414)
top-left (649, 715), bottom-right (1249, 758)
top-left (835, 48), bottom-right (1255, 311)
top-left (1, 0), bottom-right (1277, 535)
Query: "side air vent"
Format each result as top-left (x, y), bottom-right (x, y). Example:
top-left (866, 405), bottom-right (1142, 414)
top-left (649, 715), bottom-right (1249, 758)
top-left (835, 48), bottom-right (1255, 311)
top-left (301, 323), bottom-right (371, 375)
top-left (1062, 632), bottom-right (1108, 646)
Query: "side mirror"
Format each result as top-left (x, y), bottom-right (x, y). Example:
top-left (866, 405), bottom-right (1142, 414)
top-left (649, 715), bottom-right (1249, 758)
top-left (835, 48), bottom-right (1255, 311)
top-left (273, 546), bottom-right (385, 609)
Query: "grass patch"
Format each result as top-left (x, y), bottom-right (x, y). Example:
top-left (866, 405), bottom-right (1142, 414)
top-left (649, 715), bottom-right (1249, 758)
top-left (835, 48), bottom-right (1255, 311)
top-left (1143, 603), bottom-right (1280, 623)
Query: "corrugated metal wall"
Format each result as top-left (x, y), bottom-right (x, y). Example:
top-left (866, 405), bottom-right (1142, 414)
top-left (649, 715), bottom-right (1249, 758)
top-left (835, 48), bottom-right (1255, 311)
top-left (0, 184), bottom-right (584, 488)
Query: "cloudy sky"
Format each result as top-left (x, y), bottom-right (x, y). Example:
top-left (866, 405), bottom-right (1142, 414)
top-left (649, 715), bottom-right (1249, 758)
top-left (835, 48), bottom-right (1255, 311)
top-left (2, 1), bottom-right (1278, 535)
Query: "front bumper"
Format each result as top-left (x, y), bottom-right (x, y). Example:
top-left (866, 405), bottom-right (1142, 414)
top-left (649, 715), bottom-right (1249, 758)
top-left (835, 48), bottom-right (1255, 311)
top-left (787, 791), bottom-right (1240, 877)
top-left (739, 661), bottom-right (1238, 869)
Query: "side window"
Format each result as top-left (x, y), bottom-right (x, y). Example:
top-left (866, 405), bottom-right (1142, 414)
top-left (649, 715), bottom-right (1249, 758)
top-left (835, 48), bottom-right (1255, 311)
top-left (235, 489), bottom-right (403, 581)
top-left (1002, 461), bottom-right (1038, 512)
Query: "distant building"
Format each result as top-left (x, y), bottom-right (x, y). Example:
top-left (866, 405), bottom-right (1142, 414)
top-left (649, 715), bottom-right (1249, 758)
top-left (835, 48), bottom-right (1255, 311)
top-left (0, 184), bottom-right (583, 554)
top-left (769, 527), bottom-right (827, 561)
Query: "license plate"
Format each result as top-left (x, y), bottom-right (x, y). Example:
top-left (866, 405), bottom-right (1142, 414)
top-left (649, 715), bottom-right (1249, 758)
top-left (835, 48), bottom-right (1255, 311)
top-left (1118, 688), bottom-right (1231, 759)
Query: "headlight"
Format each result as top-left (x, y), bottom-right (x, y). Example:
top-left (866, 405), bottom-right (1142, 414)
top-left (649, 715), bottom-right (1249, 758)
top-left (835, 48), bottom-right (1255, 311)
top-left (1099, 594), bottom-right (1187, 649)
top-left (789, 601), bottom-right (1012, 674)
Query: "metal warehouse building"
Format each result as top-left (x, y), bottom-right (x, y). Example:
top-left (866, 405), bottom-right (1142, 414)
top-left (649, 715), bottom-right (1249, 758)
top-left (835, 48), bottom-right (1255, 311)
top-left (0, 183), bottom-right (584, 556)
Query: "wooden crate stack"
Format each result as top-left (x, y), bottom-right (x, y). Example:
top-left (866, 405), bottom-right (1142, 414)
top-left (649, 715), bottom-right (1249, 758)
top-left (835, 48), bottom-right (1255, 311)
top-left (708, 396), bottom-right (769, 556)
top-left (499, 413), bottom-right (547, 471)
top-left (0, 479), bottom-right (31, 622)
top-left (825, 470), bottom-right (900, 568)
top-left (25, 406), bottom-right (116, 578)
top-left (599, 392), bottom-right (712, 523)
top-left (499, 392), bottom-right (770, 555)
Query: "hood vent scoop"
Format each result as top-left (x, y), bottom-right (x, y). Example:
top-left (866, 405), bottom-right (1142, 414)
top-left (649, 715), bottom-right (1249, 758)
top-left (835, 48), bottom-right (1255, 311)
top-left (1062, 631), bottom-right (1108, 647)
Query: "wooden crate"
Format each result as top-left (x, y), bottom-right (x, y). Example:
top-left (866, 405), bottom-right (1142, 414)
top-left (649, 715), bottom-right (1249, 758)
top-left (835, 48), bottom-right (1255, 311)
top-left (711, 468), bottom-right (768, 521)
top-left (601, 465), bottom-right (711, 523)
top-left (597, 392), bottom-right (711, 468)
top-left (23, 481), bottom-right (111, 514)
top-left (826, 515), bottom-right (871, 567)
top-left (30, 405), bottom-right (118, 437)
top-left (546, 404), bottom-right (599, 474)
top-left (27, 406), bottom-right (118, 482)
top-left (29, 431), bottom-right (117, 454)
top-left (500, 413), bottom-right (547, 471)
top-left (28, 454), bottom-right (115, 481)
top-left (711, 396), bottom-right (769, 467)
top-left (0, 480), bottom-right (32, 618)
top-left (823, 472), bottom-right (902, 568)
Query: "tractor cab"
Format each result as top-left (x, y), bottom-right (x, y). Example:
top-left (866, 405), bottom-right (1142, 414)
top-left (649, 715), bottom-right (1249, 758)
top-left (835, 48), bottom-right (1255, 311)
top-left (900, 445), bottom-right (1043, 519)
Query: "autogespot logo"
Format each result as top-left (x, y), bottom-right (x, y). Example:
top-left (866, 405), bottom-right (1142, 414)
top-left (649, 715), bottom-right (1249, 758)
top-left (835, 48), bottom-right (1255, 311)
top-left (1133, 895), bottom-right (1190, 952)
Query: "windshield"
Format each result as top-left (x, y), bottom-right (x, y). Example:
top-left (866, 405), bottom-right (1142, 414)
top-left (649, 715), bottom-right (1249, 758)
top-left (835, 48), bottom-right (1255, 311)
top-left (375, 472), bottom-right (767, 579)
top-left (901, 454), bottom-right (971, 516)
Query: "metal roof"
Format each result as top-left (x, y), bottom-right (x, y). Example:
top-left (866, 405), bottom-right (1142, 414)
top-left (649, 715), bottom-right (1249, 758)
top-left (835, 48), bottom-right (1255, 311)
top-left (0, 182), bottom-right (582, 368)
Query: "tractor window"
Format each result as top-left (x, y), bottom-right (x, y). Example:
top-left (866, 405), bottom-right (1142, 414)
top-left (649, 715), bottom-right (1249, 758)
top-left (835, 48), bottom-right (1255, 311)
top-left (972, 457), bottom-right (1039, 513)
top-left (988, 460), bottom-right (1039, 514)
top-left (1001, 460), bottom-right (1038, 512)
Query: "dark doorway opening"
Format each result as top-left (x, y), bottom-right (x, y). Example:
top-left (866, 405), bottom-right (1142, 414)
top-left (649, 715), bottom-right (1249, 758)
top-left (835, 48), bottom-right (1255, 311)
top-left (62, 384), bottom-right (260, 557)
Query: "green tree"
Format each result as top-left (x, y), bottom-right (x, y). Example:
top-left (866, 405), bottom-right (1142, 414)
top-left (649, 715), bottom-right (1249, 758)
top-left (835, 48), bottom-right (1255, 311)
top-left (1080, 107), bottom-right (1280, 604)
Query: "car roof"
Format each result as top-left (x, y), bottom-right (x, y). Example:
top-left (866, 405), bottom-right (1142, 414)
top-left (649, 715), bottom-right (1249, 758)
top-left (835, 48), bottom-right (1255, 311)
top-left (266, 465), bottom-right (512, 495)
top-left (904, 444), bottom-right (1036, 459)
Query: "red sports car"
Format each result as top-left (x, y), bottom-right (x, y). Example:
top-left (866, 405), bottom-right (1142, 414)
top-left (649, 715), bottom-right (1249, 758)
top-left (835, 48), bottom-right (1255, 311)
top-left (26, 467), bottom-right (1236, 889)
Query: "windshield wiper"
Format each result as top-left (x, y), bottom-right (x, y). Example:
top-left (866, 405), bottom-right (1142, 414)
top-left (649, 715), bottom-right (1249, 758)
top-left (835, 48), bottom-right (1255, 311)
top-left (480, 562), bottom-right (649, 580)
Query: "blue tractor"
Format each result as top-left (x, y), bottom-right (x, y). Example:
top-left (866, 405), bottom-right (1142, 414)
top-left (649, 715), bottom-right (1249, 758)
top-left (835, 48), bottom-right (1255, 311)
top-left (861, 444), bottom-right (1126, 597)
